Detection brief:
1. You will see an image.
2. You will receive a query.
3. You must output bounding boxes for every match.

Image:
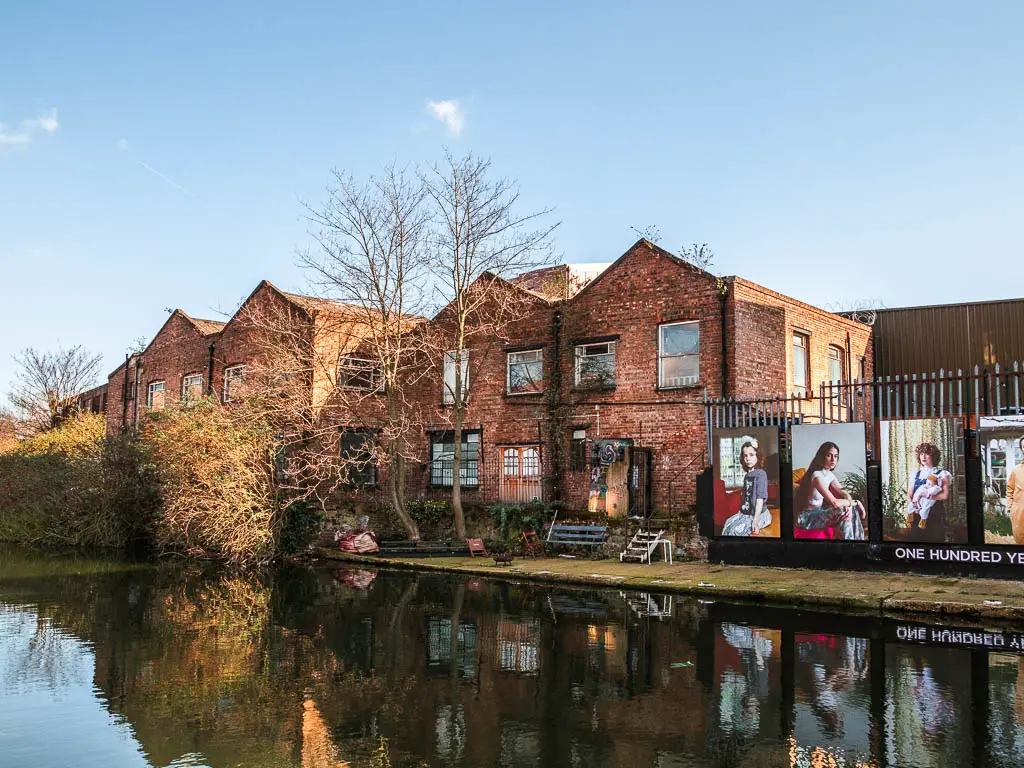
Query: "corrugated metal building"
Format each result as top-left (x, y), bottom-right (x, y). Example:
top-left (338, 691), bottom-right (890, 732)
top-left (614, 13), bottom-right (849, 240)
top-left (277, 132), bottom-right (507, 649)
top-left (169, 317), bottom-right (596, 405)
top-left (862, 298), bottom-right (1024, 376)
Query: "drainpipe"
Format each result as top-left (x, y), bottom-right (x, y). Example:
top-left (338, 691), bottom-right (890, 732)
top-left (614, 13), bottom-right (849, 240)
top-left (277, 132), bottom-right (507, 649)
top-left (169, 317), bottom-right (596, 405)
top-left (132, 359), bottom-right (141, 428)
top-left (206, 343), bottom-right (216, 397)
top-left (121, 353), bottom-right (130, 432)
top-left (719, 280), bottom-right (730, 398)
top-left (551, 311), bottom-right (563, 502)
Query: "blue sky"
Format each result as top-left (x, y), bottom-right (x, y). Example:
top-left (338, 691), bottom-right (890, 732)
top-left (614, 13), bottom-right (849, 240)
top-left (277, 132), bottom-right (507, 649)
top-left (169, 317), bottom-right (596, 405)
top-left (2, 1), bottom-right (1023, 391)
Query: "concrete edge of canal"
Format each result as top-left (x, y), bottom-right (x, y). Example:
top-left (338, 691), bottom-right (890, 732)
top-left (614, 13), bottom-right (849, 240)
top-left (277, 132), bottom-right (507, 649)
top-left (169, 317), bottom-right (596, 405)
top-left (314, 547), bottom-right (1024, 627)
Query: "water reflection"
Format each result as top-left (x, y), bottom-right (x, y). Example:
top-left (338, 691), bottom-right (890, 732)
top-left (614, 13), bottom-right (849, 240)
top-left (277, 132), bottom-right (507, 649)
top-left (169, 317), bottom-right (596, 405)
top-left (1, 546), bottom-right (1024, 767)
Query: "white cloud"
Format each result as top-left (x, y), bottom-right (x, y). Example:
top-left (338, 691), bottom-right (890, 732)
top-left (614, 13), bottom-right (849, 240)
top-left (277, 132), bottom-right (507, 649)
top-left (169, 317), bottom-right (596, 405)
top-left (116, 138), bottom-right (130, 151)
top-left (426, 99), bottom-right (465, 135)
top-left (0, 108), bottom-right (59, 148)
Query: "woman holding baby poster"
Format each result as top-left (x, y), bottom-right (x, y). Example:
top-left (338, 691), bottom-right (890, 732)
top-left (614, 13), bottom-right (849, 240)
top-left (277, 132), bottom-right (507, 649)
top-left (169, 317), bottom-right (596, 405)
top-left (880, 418), bottom-right (967, 543)
top-left (904, 442), bottom-right (951, 542)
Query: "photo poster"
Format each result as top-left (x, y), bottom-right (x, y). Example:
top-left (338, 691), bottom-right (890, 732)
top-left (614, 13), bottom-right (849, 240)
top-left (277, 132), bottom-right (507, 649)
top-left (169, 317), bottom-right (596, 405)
top-left (713, 426), bottom-right (781, 538)
top-left (979, 416), bottom-right (1024, 546)
top-left (879, 418), bottom-right (967, 543)
top-left (790, 423), bottom-right (869, 541)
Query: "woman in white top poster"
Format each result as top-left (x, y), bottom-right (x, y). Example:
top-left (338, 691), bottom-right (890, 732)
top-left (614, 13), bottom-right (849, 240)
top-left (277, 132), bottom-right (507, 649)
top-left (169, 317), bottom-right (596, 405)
top-left (794, 441), bottom-right (867, 540)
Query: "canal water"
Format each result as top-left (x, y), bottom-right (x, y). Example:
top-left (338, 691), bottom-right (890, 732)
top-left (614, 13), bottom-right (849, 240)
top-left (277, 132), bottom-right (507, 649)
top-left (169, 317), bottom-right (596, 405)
top-left (1, 546), bottom-right (1023, 767)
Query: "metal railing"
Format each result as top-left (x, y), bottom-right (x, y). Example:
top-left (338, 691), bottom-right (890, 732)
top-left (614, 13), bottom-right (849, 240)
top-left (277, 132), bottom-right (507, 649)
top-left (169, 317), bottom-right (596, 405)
top-left (706, 362), bottom-right (1024, 461)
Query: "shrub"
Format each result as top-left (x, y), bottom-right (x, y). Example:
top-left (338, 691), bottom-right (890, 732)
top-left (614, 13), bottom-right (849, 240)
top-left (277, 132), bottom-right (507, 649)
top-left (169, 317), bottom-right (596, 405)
top-left (142, 401), bottom-right (281, 566)
top-left (278, 499), bottom-right (324, 556)
top-left (0, 413), bottom-right (158, 550)
top-left (489, 502), bottom-right (547, 548)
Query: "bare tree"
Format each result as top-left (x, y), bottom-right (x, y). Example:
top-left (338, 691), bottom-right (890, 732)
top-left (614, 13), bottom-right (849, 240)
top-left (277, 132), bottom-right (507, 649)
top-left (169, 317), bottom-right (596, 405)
top-left (291, 164), bottom-right (434, 539)
top-left (422, 151), bottom-right (559, 538)
top-left (8, 346), bottom-right (103, 432)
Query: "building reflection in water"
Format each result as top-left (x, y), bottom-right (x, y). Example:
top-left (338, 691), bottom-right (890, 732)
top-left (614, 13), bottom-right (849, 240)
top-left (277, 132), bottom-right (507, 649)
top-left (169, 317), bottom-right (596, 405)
top-left (4, 552), bottom-right (1024, 767)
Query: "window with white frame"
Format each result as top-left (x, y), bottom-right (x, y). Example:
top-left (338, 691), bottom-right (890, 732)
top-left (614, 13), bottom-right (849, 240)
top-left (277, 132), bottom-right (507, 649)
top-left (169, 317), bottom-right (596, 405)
top-left (181, 373), bottom-right (203, 402)
top-left (146, 381), bottom-right (165, 409)
top-left (443, 350), bottom-right (469, 405)
top-left (828, 345), bottom-right (845, 383)
top-left (223, 365), bottom-right (247, 402)
top-left (507, 349), bottom-right (543, 395)
top-left (658, 321), bottom-right (700, 388)
top-left (430, 430), bottom-right (480, 487)
top-left (574, 342), bottom-right (616, 388)
top-left (339, 358), bottom-right (382, 391)
top-left (793, 332), bottom-right (810, 396)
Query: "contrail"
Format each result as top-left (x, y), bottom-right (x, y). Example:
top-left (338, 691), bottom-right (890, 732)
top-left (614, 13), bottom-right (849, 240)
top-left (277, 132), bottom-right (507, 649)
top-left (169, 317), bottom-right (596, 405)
top-left (136, 160), bottom-right (189, 194)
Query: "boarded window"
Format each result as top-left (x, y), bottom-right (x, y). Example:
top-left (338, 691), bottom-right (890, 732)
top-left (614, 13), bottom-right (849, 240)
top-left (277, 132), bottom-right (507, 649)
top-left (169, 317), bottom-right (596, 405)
top-left (146, 381), bottom-right (165, 410)
top-left (443, 350), bottom-right (469, 405)
top-left (182, 373), bottom-right (203, 402)
top-left (223, 365), bottom-right (246, 402)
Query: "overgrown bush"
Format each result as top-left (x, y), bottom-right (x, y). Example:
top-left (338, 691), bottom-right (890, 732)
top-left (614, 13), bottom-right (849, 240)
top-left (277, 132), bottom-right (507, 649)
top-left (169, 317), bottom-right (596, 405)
top-left (278, 499), bottom-right (323, 556)
top-left (489, 502), bottom-right (547, 549)
top-left (143, 401), bottom-right (282, 566)
top-left (0, 413), bottom-right (158, 550)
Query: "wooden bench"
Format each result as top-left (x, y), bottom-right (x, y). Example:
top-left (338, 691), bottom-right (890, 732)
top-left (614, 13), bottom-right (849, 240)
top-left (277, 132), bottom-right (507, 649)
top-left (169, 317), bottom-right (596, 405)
top-left (545, 524), bottom-right (609, 554)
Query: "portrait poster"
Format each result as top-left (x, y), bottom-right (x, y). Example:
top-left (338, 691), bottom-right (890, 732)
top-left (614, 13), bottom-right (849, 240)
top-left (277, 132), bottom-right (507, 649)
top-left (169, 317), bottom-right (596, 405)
top-left (791, 423), bottom-right (869, 541)
top-left (713, 427), bottom-right (780, 538)
top-left (880, 418), bottom-right (966, 543)
top-left (979, 416), bottom-right (1024, 545)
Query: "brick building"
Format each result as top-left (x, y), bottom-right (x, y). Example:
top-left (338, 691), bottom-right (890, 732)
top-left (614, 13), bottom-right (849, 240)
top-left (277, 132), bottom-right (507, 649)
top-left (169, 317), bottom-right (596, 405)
top-left (406, 239), bottom-right (872, 517)
top-left (99, 239), bottom-right (871, 520)
top-left (104, 281), bottom-right (365, 435)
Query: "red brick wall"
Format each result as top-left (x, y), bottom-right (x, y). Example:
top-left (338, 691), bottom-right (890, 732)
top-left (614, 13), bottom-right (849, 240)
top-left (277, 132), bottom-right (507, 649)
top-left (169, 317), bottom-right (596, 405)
top-left (105, 312), bottom-right (216, 434)
top-left (728, 278), bottom-right (874, 418)
top-left (98, 247), bottom-right (874, 523)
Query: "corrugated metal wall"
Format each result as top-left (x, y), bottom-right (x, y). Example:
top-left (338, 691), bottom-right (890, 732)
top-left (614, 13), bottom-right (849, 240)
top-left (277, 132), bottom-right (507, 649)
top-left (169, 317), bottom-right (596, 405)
top-left (874, 299), bottom-right (1024, 375)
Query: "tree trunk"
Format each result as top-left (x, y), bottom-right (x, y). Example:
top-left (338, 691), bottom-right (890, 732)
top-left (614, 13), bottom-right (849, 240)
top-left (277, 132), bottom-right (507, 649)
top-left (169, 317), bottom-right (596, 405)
top-left (452, 353), bottom-right (467, 539)
top-left (386, 393), bottom-right (419, 540)
top-left (388, 449), bottom-right (420, 540)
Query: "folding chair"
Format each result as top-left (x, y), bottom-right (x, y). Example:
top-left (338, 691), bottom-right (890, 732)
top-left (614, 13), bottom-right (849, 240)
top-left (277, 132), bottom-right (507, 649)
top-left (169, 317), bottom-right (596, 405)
top-left (520, 530), bottom-right (543, 558)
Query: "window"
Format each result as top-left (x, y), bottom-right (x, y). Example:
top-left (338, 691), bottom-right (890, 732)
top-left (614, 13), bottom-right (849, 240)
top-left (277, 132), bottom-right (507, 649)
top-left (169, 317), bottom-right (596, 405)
top-left (658, 321), bottom-right (700, 388)
top-left (443, 350), bottom-right (469, 405)
top-left (575, 342), bottom-right (616, 388)
top-left (146, 381), bottom-right (165, 409)
top-left (223, 365), bottom-right (246, 402)
top-left (507, 349), bottom-right (543, 395)
top-left (430, 430), bottom-right (480, 487)
top-left (340, 430), bottom-right (377, 487)
top-left (339, 358), bottom-right (382, 391)
top-left (182, 373), bottom-right (203, 402)
top-left (792, 332), bottom-right (810, 396)
top-left (828, 345), bottom-right (845, 384)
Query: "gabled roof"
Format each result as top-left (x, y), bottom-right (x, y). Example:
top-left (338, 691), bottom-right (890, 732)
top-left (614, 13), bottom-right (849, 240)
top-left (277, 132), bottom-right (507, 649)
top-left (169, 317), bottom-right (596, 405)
top-left (182, 313), bottom-right (226, 336)
top-left (574, 238), bottom-right (716, 299)
top-left (511, 263), bottom-right (613, 301)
